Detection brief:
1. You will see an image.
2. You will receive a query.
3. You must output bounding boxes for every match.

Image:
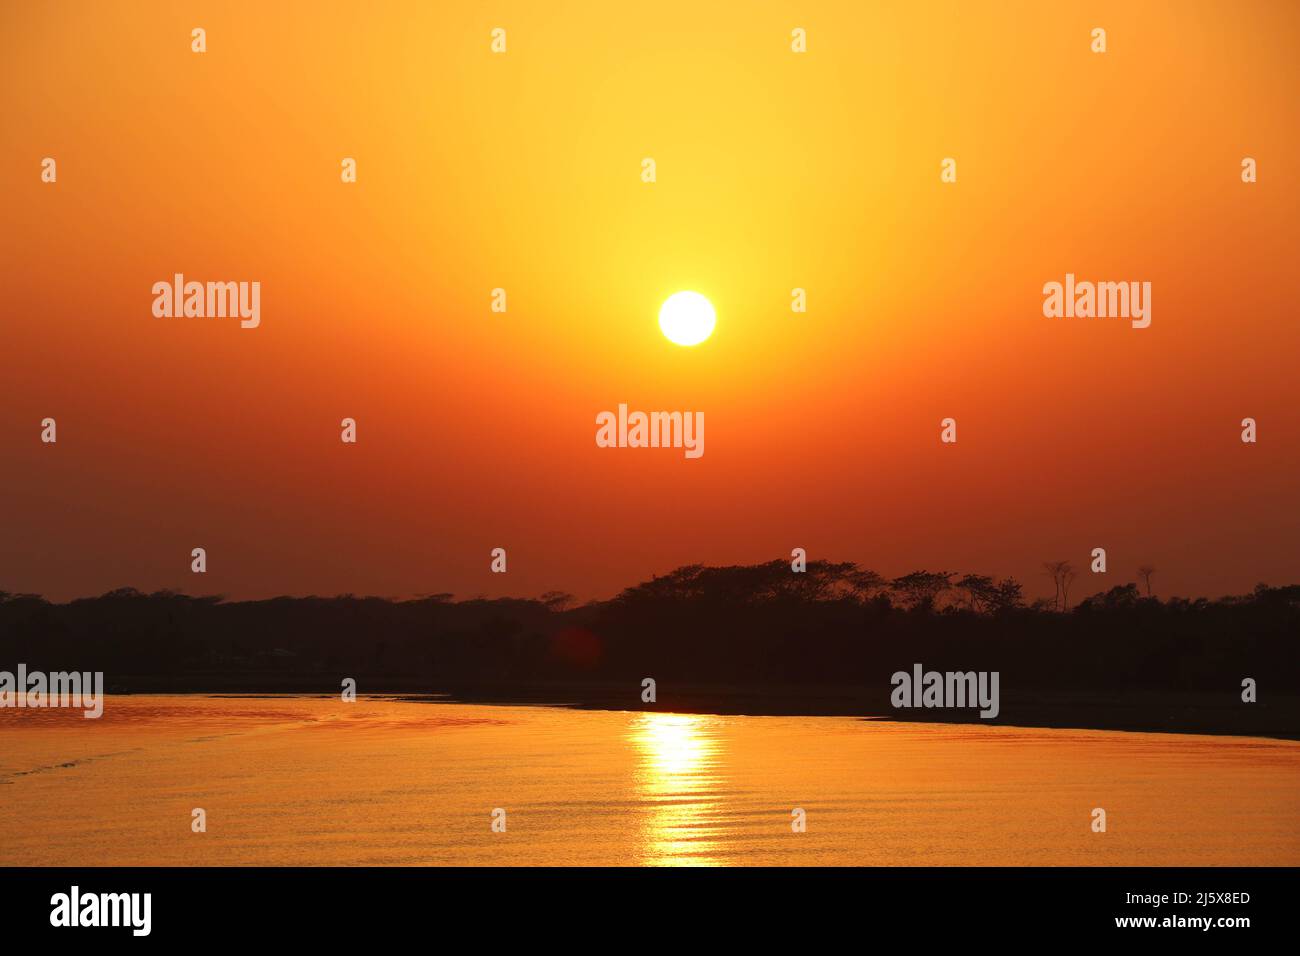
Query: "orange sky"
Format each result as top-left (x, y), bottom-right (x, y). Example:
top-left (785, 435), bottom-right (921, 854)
top-left (2, 1), bottom-right (1297, 603)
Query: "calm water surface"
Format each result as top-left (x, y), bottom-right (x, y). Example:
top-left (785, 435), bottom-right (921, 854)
top-left (1, 695), bottom-right (1297, 866)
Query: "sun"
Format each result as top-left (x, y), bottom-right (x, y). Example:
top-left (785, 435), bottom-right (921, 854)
top-left (658, 291), bottom-right (716, 346)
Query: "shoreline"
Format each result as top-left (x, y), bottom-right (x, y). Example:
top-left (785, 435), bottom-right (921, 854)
top-left (76, 677), bottom-right (1300, 742)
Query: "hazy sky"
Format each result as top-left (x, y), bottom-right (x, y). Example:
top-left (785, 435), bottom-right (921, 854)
top-left (3, 1), bottom-right (1298, 603)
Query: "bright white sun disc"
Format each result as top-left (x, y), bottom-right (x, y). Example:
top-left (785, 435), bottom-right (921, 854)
top-left (659, 291), bottom-right (715, 346)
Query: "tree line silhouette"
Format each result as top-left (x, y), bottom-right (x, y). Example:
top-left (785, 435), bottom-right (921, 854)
top-left (2, 561), bottom-right (1296, 734)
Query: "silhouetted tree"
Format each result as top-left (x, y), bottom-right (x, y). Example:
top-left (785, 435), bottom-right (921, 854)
top-left (1137, 565), bottom-right (1156, 597)
top-left (847, 568), bottom-right (888, 602)
top-left (539, 591), bottom-right (575, 612)
top-left (1078, 583), bottom-right (1140, 612)
top-left (1061, 563), bottom-right (1077, 611)
top-left (890, 571), bottom-right (954, 612)
top-left (1042, 561), bottom-right (1078, 611)
top-left (2, 567), bottom-right (1298, 726)
top-left (956, 574), bottom-right (995, 612)
top-left (989, 577), bottom-right (1025, 613)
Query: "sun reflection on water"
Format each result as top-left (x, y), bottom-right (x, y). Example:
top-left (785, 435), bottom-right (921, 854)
top-left (628, 712), bottom-right (728, 866)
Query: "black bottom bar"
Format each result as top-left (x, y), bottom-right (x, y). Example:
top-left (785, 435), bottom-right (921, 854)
top-left (0, 867), bottom-right (1287, 942)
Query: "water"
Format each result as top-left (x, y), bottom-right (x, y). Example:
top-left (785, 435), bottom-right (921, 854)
top-left (1, 695), bottom-right (1297, 866)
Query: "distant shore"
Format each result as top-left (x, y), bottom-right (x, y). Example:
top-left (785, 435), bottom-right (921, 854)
top-left (9, 572), bottom-right (1298, 745)
top-left (92, 676), bottom-right (1300, 741)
